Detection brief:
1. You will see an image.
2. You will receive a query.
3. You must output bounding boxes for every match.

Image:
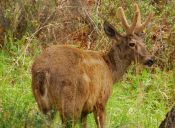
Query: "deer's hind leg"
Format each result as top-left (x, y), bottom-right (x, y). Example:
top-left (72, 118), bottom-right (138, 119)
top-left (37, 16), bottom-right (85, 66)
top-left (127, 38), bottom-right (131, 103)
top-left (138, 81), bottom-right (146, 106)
top-left (59, 101), bottom-right (78, 128)
top-left (59, 83), bottom-right (85, 128)
top-left (59, 92), bottom-right (78, 127)
top-left (58, 76), bottom-right (89, 128)
top-left (60, 113), bottom-right (76, 128)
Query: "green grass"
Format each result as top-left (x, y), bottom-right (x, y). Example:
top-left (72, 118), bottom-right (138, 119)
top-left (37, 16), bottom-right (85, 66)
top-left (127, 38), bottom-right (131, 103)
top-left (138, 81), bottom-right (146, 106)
top-left (0, 45), bottom-right (174, 128)
top-left (105, 68), bottom-right (174, 128)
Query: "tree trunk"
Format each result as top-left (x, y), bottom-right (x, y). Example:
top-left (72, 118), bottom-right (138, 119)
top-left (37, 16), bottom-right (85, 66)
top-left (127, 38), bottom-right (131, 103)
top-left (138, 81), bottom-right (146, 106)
top-left (159, 105), bottom-right (175, 128)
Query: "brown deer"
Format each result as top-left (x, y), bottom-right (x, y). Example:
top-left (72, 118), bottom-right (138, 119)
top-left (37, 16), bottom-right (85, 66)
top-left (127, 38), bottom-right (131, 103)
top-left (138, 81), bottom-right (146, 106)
top-left (32, 4), bottom-right (154, 128)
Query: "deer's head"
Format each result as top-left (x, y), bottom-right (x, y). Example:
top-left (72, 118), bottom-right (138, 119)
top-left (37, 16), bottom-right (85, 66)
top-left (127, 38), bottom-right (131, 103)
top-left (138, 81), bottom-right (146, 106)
top-left (104, 4), bottom-right (154, 67)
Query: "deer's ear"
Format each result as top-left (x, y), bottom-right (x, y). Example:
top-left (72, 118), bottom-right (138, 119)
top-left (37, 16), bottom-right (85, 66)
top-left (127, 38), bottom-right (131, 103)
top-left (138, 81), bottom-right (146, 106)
top-left (104, 21), bottom-right (122, 40)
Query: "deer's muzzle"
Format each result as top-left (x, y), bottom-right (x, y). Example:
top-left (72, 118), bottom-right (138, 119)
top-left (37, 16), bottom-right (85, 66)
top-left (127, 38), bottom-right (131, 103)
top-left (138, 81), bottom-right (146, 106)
top-left (144, 58), bottom-right (154, 67)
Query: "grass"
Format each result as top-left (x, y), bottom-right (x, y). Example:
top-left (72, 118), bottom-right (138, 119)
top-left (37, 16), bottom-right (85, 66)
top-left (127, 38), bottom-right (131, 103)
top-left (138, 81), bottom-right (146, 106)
top-left (106, 68), bottom-right (174, 128)
top-left (0, 43), bottom-right (174, 128)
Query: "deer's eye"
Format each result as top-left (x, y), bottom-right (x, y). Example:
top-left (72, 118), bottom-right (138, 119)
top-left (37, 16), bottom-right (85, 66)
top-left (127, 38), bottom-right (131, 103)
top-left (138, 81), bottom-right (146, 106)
top-left (129, 43), bottom-right (135, 47)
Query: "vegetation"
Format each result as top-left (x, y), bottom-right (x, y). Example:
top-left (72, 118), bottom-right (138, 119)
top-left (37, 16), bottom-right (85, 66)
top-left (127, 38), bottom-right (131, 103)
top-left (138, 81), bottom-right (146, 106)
top-left (0, 0), bottom-right (174, 127)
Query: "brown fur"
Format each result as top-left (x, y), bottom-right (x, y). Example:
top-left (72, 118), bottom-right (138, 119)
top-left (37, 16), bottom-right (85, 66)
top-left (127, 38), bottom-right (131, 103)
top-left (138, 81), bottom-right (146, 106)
top-left (32, 5), bottom-right (154, 128)
top-left (32, 45), bottom-right (113, 127)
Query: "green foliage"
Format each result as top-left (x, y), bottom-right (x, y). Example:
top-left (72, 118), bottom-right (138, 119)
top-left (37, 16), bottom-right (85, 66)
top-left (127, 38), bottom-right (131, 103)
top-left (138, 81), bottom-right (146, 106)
top-left (106, 68), bottom-right (174, 128)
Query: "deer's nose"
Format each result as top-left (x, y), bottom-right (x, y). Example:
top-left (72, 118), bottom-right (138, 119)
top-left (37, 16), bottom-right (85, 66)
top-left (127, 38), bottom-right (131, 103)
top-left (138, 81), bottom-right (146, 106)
top-left (144, 58), bottom-right (154, 67)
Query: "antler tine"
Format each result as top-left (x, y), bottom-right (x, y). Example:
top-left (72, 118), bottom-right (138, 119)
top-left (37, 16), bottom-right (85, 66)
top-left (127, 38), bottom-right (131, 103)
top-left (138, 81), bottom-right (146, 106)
top-left (117, 7), bottom-right (130, 33)
top-left (117, 3), bottom-right (153, 35)
top-left (135, 13), bottom-right (154, 33)
top-left (134, 3), bottom-right (154, 34)
top-left (117, 4), bottom-right (140, 35)
top-left (134, 3), bottom-right (141, 26)
top-left (129, 6), bottom-right (139, 35)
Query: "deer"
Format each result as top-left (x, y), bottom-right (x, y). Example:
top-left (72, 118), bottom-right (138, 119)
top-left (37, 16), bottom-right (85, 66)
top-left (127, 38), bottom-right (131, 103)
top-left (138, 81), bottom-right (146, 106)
top-left (32, 4), bottom-right (154, 128)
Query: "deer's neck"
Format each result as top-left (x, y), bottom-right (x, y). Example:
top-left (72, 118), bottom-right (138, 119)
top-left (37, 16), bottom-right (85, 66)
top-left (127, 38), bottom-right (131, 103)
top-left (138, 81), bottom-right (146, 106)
top-left (103, 45), bottom-right (132, 83)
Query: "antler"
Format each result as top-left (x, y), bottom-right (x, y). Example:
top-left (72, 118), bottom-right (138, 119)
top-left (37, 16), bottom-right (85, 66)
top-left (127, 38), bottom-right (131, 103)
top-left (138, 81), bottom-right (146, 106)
top-left (117, 3), bottom-right (154, 35)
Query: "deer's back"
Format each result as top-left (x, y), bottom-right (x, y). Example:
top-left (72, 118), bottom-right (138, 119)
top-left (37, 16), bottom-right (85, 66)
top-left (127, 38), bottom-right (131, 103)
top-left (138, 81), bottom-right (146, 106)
top-left (32, 45), bottom-right (113, 113)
